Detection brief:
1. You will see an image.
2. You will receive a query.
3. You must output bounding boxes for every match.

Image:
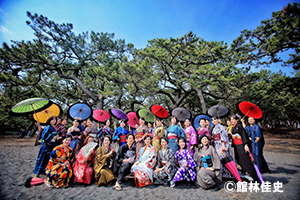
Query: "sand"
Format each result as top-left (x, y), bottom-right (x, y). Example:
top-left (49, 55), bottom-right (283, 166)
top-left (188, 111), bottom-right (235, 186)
top-left (0, 136), bottom-right (299, 200)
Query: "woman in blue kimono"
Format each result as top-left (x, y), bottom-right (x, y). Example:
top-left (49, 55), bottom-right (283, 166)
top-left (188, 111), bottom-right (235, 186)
top-left (113, 120), bottom-right (129, 147)
top-left (33, 116), bottom-right (57, 177)
top-left (170, 137), bottom-right (196, 188)
top-left (166, 116), bottom-right (186, 153)
top-left (97, 119), bottom-right (112, 142)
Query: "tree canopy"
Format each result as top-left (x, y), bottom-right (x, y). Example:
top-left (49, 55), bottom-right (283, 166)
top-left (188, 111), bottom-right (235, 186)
top-left (0, 4), bottom-right (299, 134)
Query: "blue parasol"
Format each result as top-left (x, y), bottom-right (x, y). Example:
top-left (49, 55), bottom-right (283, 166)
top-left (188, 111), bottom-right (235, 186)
top-left (68, 103), bottom-right (92, 121)
top-left (193, 114), bottom-right (213, 130)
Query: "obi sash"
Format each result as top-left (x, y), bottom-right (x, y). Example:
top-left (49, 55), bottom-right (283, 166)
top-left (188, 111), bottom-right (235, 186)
top-left (120, 135), bottom-right (127, 143)
top-left (153, 136), bottom-right (160, 140)
top-left (213, 134), bottom-right (221, 141)
top-left (233, 138), bottom-right (243, 145)
top-left (168, 133), bottom-right (178, 140)
top-left (201, 155), bottom-right (213, 168)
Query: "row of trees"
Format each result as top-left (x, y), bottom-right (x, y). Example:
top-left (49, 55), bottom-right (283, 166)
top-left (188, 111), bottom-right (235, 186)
top-left (0, 3), bottom-right (299, 133)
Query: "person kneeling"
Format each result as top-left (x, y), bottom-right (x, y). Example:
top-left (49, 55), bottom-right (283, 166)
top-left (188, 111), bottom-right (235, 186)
top-left (194, 135), bottom-right (221, 191)
top-left (131, 134), bottom-right (156, 187)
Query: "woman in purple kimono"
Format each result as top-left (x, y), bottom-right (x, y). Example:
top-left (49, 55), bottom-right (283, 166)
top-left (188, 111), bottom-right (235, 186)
top-left (211, 117), bottom-right (234, 179)
top-left (170, 137), bottom-right (196, 188)
top-left (180, 119), bottom-right (197, 155)
top-left (197, 118), bottom-right (212, 143)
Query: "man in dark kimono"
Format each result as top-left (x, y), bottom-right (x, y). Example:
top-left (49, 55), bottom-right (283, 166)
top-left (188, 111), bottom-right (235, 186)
top-left (242, 117), bottom-right (270, 173)
top-left (113, 134), bottom-right (136, 191)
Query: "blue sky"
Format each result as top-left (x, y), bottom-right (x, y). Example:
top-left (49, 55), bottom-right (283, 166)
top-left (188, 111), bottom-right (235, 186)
top-left (0, 0), bottom-right (297, 75)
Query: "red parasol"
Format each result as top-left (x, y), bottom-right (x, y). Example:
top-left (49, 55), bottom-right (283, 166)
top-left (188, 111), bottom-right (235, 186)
top-left (221, 151), bottom-right (242, 182)
top-left (238, 101), bottom-right (263, 119)
top-left (127, 112), bottom-right (140, 128)
top-left (150, 105), bottom-right (169, 119)
top-left (93, 109), bottom-right (110, 122)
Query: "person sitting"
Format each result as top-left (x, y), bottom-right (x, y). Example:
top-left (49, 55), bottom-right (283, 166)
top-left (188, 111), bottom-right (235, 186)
top-left (94, 135), bottom-right (116, 186)
top-left (170, 137), bottom-right (196, 188)
top-left (194, 135), bottom-right (221, 191)
top-left (131, 134), bottom-right (156, 187)
top-left (153, 137), bottom-right (176, 186)
top-left (44, 135), bottom-right (73, 188)
top-left (73, 136), bottom-right (97, 184)
top-left (112, 134), bottom-right (136, 191)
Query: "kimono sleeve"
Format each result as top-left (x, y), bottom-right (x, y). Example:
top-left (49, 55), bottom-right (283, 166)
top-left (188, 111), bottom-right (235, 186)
top-left (145, 147), bottom-right (156, 169)
top-left (210, 146), bottom-right (221, 170)
top-left (186, 149), bottom-right (196, 169)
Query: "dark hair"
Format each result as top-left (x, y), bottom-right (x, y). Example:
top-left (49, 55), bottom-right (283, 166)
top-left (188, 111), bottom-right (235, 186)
top-left (199, 118), bottom-right (206, 122)
top-left (147, 122), bottom-right (152, 126)
top-left (198, 134), bottom-right (209, 145)
top-left (74, 119), bottom-right (81, 124)
top-left (159, 137), bottom-right (168, 144)
top-left (231, 114), bottom-right (240, 121)
top-left (126, 133), bottom-right (135, 140)
top-left (211, 116), bottom-right (219, 121)
top-left (178, 137), bottom-right (186, 149)
top-left (46, 116), bottom-right (56, 126)
top-left (104, 119), bottom-right (110, 124)
top-left (143, 134), bottom-right (152, 141)
top-left (87, 118), bottom-right (94, 122)
top-left (102, 135), bottom-right (112, 144)
top-left (119, 119), bottom-right (126, 125)
top-left (65, 134), bottom-right (72, 139)
top-left (57, 116), bottom-right (62, 120)
top-left (184, 118), bottom-right (190, 122)
top-left (84, 136), bottom-right (95, 145)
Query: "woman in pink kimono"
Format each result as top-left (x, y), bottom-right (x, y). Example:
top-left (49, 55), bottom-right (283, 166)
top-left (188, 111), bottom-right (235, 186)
top-left (73, 136), bottom-right (97, 184)
top-left (131, 134), bottom-right (156, 187)
top-left (197, 118), bottom-right (212, 143)
top-left (180, 119), bottom-right (197, 155)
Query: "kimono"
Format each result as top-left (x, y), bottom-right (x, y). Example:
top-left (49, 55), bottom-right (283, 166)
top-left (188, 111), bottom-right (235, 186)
top-left (197, 127), bottom-right (212, 143)
top-left (33, 125), bottom-right (57, 175)
top-left (212, 123), bottom-right (234, 179)
top-left (97, 126), bottom-right (112, 143)
top-left (231, 123), bottom-right (259, 181)
top-left (113, 126), bottom-right (129, 147)
top-left (152, 126), bottom-right (164, 155)
top-left (94, 146), bottom-right (116, 186)
top-left (55, 124), bottom-right (67, 145)
top-left (245, 123), bottom-right (270, 173)
top-left (131, 145), bottom-right (156, 187)
top-left (173, 149), bottom-right (196, 182)
top-left (166, 125), bottom-right (186, 153)
top-left (135, 125), bottom-right (148, 155)
top-left (73, 145), bottom-right (96, 184)
top-left (68, 129), bottom-right (81, 152)
top-left (44, 145), bottom-right (73, 188)
top-left (184, 126), bottom-right (197, 155)
top-left (113, 143), bottom-right (136, 184)
top-left (153, 148), bottom-right (176, 185)
top-left (194, 145), bottom-right (221, 189)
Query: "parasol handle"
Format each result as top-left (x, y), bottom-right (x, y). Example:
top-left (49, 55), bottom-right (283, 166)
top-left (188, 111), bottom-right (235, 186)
top-left (241, 110), bottom-right (251, 121)
top-left (31, 104), bottom-right (39, 121)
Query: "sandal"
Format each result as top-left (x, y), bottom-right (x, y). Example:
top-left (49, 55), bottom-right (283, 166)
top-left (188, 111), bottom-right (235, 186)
top-left (115, 185), bottom-right (123, 191)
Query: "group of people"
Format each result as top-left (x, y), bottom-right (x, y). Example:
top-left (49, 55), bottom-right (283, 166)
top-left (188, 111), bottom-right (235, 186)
top-left (32, 113), bottom-right (270, 191)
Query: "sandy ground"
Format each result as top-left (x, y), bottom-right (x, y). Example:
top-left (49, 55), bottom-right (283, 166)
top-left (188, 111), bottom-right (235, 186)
top-left (0, 136), bottom-right (299, 200)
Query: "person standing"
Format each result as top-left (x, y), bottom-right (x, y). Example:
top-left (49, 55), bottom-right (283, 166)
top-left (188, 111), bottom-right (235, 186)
top-left (242, 117), bottom-right (270, 173)
top-left (135, 118), bottom-right (149, 155)
top-left (166, 116), bottom-right (186, 154)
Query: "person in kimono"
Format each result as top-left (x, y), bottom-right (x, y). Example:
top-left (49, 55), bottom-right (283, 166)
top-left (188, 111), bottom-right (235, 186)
top-left (67, 119), bottom-right (82, 153)
top-left (230, 114), bottom-right (259, 181)
top-left (44, 135), bottom-right (73, 188)
top-left (152, 119), bottom-right (165, 155)
top-left (113, 134), bottom-right (136, 191)
top-left (197, 118), bottom-right (212, 143)
top-left (194, 135), bottom-right (221, 191)
top-left (170, 137), bottom-right (196, 188)
top-left (148, 122), bottom-right (155, 135)
top-left (113, 120), bottom-right (129, 147)
top-left (94, 135), bottom-right (116, 186)
top-left (33, 116), bottom-right (57, 177)
top-left (153, 137), bottom-right (176, 186)
top-left (242, 117), bottom-right (270, 173)
top-left (73, 136), bottom-right (97, 184)
top-left (211, 117), bottom-right (234, 179)
top-left (97, 119), bottom-right (112, 144)
top-left (131, 134), bottom-right (156, 187)
top-left (180, 118), bottom-right (197, 155)
top-left (135, 117), bottom-right (149, 155)
top-left (166, 116), bottom-right (186, 154)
